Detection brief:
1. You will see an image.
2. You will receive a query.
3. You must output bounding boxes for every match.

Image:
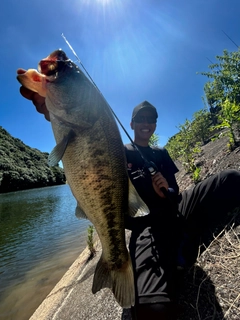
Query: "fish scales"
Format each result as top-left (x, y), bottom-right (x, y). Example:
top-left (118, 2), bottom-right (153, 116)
top-left (16, 49), bottom-right (149, 308)
top-left (62, 123), bottom-right (129, 266)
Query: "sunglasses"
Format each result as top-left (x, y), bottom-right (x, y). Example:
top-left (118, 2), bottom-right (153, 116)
top-left (133, 116), bottom-right (157, 124)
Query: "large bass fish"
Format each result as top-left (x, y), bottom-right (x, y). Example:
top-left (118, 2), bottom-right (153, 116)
top-left (17, 50), bottom-right (148, 308)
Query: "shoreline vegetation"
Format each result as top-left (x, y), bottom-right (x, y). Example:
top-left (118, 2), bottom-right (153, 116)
top-left (0, 127), bottom-right (66, 193)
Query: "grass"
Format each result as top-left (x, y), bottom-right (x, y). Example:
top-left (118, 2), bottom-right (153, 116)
top-left (87, 225), bottom-right (96, 261)
top-left (178, 207), bottom-right (240, 319)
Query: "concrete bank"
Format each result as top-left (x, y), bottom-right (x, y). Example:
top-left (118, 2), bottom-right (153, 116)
top-left (29, 238), bottom-right (124, 320)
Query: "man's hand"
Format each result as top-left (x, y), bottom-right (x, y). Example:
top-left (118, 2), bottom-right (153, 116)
top-left (20, 86), bottom-right (50, 121)
top-left (152, 172), bottom-right (169, 198)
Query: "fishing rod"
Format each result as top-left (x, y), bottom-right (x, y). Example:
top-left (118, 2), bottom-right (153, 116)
top-left (61, 34), bottom-right (168, 196)
top-left (222, 30), bottom-right (239, 49)
top-left (61, 34), bottom-right (136, 146)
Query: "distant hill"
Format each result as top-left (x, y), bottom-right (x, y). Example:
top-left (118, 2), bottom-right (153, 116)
top-left (0, 126), bottom-right (66, 193)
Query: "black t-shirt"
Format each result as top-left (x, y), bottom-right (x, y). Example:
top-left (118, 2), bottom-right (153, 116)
top-left (124, 143), bottom-right (180, 304)
top-left (125, 143), bottom-right (179, 213)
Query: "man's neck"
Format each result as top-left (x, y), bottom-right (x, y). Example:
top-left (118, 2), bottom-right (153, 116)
top-left (133, 139), bottom-right (149, 147)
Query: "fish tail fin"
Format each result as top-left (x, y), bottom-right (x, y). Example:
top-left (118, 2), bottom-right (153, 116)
top-left (92, 253), bottom-right (135, 308)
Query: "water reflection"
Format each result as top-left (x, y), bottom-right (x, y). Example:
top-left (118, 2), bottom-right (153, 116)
top-left (0, 185), bottom-right (89, 320)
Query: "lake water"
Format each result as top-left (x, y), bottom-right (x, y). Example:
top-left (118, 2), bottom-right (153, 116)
top-left (0, 185), bottom-right (90, 320)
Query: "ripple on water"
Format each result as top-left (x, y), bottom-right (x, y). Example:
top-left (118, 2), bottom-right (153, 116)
top-left (0, 185), bottom-right (90, 320)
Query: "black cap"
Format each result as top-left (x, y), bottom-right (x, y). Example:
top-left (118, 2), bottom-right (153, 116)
top-left (132, 101), bottom-right (158, 120)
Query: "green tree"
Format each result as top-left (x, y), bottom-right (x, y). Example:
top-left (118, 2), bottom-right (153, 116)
top-left (191, 108), bottom-right (212, 145)
top-left (213, 99), bottom-right (240, 150)
top-left (200, 49), bottom-right (240, 113)
top-left (165, 119), bottom-right (201, 173)
top-left (165, 133), bottom-right (182, 160)
top-left (177, 119), bottom-right (199, 172)
top-left (149, 133), bottom-right (159, 146)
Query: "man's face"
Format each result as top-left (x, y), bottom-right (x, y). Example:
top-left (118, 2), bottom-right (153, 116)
top-left (131, 109), bottom-right (157, 143)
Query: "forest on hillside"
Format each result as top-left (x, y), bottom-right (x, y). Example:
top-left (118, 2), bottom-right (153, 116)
top-left (0, 126), bottom-right (66, 193)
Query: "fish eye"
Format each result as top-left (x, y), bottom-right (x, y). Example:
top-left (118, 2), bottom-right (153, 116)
top-left (38, 60), bottom-right (68, 76)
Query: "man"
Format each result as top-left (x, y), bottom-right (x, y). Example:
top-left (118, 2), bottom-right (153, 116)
top-left (19, 89), bottom-right (240, 319)
top-left (123, 100), bottom-right (240, 320)
top-left (124, 101), bottom-right (183, 319)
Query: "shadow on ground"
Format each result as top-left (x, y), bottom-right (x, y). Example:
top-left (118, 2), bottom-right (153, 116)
top-left (178, 265), bottom-right (225, 320)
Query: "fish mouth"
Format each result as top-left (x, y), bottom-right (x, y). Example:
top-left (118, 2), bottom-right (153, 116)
top-left (38, 49), bottom-right (71, 77)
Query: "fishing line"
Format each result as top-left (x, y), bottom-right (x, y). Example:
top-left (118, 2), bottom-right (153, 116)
top-left (61, 33), bottom-right (102, 99)
top-left (222, 30), bottom-right (239, 48)
top-left (61, 34), bottom-right (167, 194)
top-left (61, 34), bottom-right (142, 155)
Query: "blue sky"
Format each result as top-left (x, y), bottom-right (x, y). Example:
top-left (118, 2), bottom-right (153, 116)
top-left (1, 0), bottom-right (240, 152)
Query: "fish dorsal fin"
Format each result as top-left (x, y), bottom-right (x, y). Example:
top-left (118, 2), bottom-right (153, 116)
top-left (75, 203), bottom-right (88, 220)
top-left (128, 179), bottom-right (149, 217)
top-left (48, 129), bottom-right (75, 166)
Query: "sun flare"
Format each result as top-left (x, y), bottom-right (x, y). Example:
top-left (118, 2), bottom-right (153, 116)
top-left (96, 0), bottom-right (111, 4)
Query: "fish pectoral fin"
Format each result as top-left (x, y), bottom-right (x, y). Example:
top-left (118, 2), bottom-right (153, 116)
top-left (92, 253), bottom-right (135, 308)
top-left (75, 203), bottom-right (88, 220)
top-left (48, 129), bottom-right (76, 166)
top-left (128, 179), bottom-right (149, 217)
